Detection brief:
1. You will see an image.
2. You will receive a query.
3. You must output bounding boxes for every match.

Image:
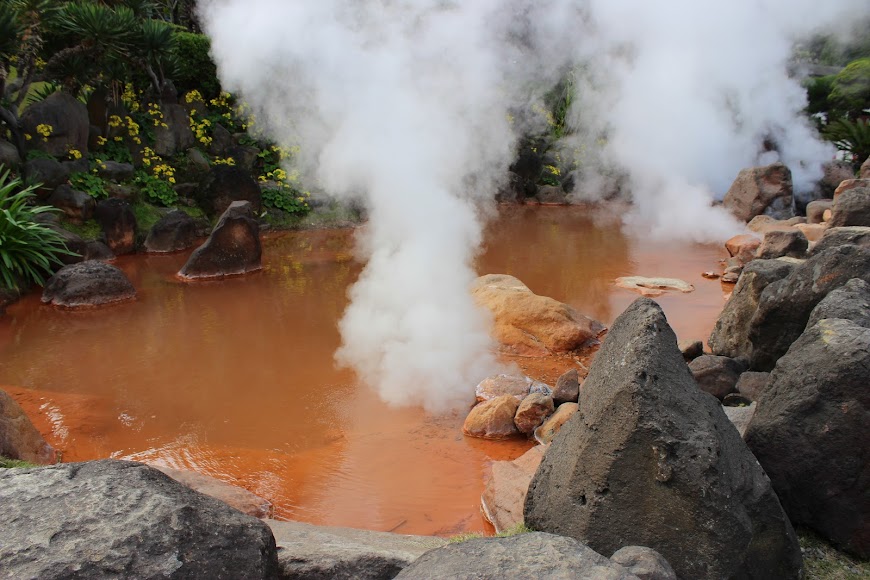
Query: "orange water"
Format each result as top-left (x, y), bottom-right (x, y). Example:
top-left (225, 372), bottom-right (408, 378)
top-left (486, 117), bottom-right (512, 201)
top-left (0, 205), bottom-right (728, 535)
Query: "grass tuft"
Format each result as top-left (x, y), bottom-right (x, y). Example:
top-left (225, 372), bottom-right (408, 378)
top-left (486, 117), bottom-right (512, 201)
top-left (799, 528), bottom-right (869, 580)
top-left (0, 457), bottom-right (39, 469)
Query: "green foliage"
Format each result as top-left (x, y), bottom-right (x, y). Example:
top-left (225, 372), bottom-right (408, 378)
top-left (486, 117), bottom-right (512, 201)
top-left (0, 168), bottom-right (72, 290)
top-left (133, 170), bottom-right (177, 206)
top-left (823, 117), bottom-right (870, 168)
top-left (69, 171), bottom-right (108, 199)
top-left (60, 217), bottom-right (101, 240)
top-left (262, 186), bottom-right (310, 215)
top-left (130, 200), bottom-right (163, 231)
top-left (799, 528), bottom-right (870, 579)
top-left (173, 32), bottom-right (220, 98)
top-left (98, 140), bottom-right (134, 164)
top-left (25, 149), bottom-right (55, 161)
top-left (805, 75), bottom-right (836, 117)
top-left (829, 58), bottom-right (870, 118)
top-left (58, 2), bottom-right (138, 49)
top-left (0, 456), bottom-right (38, 468)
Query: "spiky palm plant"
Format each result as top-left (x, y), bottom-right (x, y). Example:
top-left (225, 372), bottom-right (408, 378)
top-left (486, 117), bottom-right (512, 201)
top-left (824, 117), bottom-right (870, 169)
top-left (0, 168), bottom-right (72, 291)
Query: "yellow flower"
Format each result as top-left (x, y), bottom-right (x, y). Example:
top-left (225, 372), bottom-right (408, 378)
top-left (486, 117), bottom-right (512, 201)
top-left (114, 136), bottom-right (123, 142)
top-left (96, 136), bottom-right (107, 146)
top-left (24, 134), bottom-right (32, 141)
top-left (68, 148), bottom-right (82, 160)
top-left (168, 177), bottom-right (176, 184)
top-left (108, 115), bottom-right (122, 128)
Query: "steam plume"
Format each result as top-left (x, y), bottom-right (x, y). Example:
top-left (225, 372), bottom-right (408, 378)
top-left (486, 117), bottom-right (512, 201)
top-left (199, 0), bottom-right (868, 410)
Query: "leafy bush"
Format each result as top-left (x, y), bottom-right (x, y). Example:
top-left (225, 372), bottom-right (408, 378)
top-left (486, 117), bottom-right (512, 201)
top-left (830, 58), bottom-right (870, 118)
top-left (0, 168), bottom-right (72, 290)
top-left (173, 32), bottom-right (220, 99)
top-left (69, 171), bottom-right (108, 199)
top-left (262, 186), bottom-right (309, 215)
top-left (805, 75), bottom-right (836, 117)
top-left (133, 170), bottom-right (178, 206)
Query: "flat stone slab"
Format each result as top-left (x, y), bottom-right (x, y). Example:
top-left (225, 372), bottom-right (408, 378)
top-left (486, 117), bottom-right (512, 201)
top-left (153, 465), bottom-right (273, 519)
top-left (266, 519), bottom-right (446, 580)
top-left (615, 276), bottom-right (694, 297)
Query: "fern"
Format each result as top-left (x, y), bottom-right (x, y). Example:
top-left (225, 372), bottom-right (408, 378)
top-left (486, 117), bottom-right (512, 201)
top-left (823, 117), bottom-right (870, 167)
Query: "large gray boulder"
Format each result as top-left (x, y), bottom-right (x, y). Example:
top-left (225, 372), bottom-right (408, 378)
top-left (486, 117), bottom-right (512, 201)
top-left (153, 103), bottom-right (195, 157)
top-left (394, 533), bottom-right (643, 579)
top-left (723, 162), bottom-right (794, 222)
top-left (708, 258), bottom-right (798, 359)
top-left (745, 319), bottom-right (870, 558)
top-left (268, 519), bottom-right (445, 580)
top-left (178, 201), bottom-right (262, 280)
top-left (525, 298), bottom-right (802, 580)
top-left (806, 278), bottom-right (870, 329)
top-left (0, 460), bottom-right (279, 579)
top-left (748, 245), bottom-right (870, 370)
top-left (42, 261), bottom-right (135, 308)
top-left (810, 226), bottom-right (870, 255)
top-left (21, 92), bottom-right (89, 158)
top-left (829, 186), bottom-right (870, 228)
top-left (756, 229), bottom-right (808, 259)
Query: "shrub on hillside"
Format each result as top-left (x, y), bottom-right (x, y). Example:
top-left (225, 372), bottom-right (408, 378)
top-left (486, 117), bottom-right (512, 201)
top-left (173, 32), bottom-right (220, 99)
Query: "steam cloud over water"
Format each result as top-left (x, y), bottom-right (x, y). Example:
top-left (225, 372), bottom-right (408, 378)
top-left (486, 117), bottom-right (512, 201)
top-left (200, 0), bottom-right (869, 410)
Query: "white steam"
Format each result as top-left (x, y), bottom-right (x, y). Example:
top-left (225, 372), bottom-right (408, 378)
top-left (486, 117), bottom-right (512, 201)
top-left (199, 0), bottom-right (868, 410)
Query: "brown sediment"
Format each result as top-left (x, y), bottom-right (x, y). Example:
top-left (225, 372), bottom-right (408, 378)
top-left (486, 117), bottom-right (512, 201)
top-left (0, 205), bottom-right (727, 537)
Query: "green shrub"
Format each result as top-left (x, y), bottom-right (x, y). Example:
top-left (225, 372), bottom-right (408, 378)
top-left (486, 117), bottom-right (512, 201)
top-left (830, 58), bottom-right (870, 118)
top-left (173, 32), bottom-right (220, 99)
top-left (133, 170), bottom-right (178, 206)
top-left (0, 168), bottom-right (73, 290)
top-left (824, 117), bottom-right (870, 168)
top-left (805, 75), bottom-right (836, 116)
top-left (69, 171), bottom-right (108, 199)
top-left (262, 186), bottom-right (310, 215)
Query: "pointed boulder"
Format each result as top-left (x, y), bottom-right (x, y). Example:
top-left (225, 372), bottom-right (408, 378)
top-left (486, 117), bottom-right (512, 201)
top-left (524, 298), bottom-right (802, 580)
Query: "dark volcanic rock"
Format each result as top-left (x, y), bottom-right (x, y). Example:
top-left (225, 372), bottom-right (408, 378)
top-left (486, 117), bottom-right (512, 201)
top-left (394, 533), bottom-right (639, 579)
top-left (200, 165), bottom-right (262, 217)
top-left (736, 371), bottom-right (770, 402)
top-left (21, 92), bottom-right (89, 158)
top-left (745, 319), bottom-right (870, 558)
top-left (708, 258), bottom-right (798, 360)
top-left (806, 278), bottom-right (870, 329)
top-left (178, 201), bottom-right (262, 279)
top-left (94, 198), bottom-right (137, 255)
top-left (756, 229), bottom-right (808, 259)
top-left (25, 157), bottom-right (69, 198)
top-left (688, 355), bottom-right (746, 399)
top-left (0, 460), bottom-right (279, 579)
top-left (525, 298), bottom-right (802, 580)
top-left (144, 210), bottom-right (198, 253)
top-left (48, 225), bottom-right (87, 265)
top-left (42, 261), bottom-right (135, 308)
top-left (0, 389), bottom-right (57, 464)
top-left (268, 519), bottom-right (444, 580)
top-left (153, 103), bottom-right (195, 157)
top-left (810, 226), bottom-right (870, 255)
top-left (47, 184), bottom-right (95, 223)
top-left (95, 160), bottom-right (134, 182)
top-left (829, 187), bottom-right (870, 228)
top-left (748, 245), bottom-right (870, 370)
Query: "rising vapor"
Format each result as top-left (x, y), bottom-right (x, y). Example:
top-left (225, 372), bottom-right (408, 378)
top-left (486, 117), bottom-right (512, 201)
top-left (198, 0), bottom-right (869, 410)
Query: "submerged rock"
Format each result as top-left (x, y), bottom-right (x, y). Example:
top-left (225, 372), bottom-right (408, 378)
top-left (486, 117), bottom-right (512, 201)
top-left (267, 519), bottom-right (444, 580)
top-left (746, 319), bottom-right (870, 558)
top-left (463, 395), bottom-right (520, 440)
top-left (723, 162), bottom-right (794, 222)
top-left (178, 201), bottom-right (262, 280)
top-left (481, 445), bottom-right (547, 534)
top-left (0, 389), bottom-right (57, 465)
top-left (615, 276), bottom-right (693, 297)
top-left (525, 298), bottom-right (802, 580)
top-left (471, 274), bottom-right (604, 356)
top-left (394, 533), bottom-right (642, 579)
top-left (153, 466), bottom-right (273, 519)
top-left (0, 460), bottom-right (279, 579)
top-left (42, 260), bottom-right (136, 309)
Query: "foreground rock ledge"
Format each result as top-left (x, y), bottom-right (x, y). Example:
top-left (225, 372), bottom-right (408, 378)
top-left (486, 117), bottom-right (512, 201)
top-left (525, 297), bottom-right (802, 579)
top-left (0, 460), bottom-right (279, 579)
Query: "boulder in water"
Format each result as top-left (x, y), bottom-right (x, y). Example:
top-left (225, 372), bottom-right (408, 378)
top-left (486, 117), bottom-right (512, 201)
top-left (178, 201), bottom-right (262, 280)
top-left (42, 261), bottom-right (135, 308)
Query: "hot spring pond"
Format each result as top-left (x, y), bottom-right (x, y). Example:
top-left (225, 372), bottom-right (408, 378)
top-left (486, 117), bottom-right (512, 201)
top-left (0, 206), bottom-right (728, 536)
